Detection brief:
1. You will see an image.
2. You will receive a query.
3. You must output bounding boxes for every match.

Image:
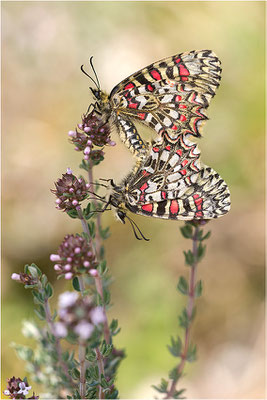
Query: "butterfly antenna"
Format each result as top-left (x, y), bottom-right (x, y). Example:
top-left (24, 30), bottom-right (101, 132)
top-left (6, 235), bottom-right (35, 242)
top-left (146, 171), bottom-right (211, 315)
top-left (89, 56), bottom-right (101, 90)
top-left (126, 216), bottom-right (142, 241)
top-left (81, 64), bottom-right (98, 88)
top-left (89, 181), bottom-right (109, 189)
top-left (126, 215), bottom-right (150, 241)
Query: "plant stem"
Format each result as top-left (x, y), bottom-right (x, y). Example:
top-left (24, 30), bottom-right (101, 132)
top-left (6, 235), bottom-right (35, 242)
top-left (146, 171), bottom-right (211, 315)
top-left (94, 273), bottom-right (110, 344)
top-left (166, 224), bottom-right (200, 399)
top-left (78, 271), bottom-right (107, 399)
top-left (88, 164), bottom-right (102, 259)
top-left (95, 347), bottom-right (105, 399)
top-left (79, 342), bottom-right (86, 399)
top-left (42, 294), bottom-right (75, 388)
top-left (76, 176), bottom-right (111, 344)
top-left (77, 276), bottom-right (87, 399)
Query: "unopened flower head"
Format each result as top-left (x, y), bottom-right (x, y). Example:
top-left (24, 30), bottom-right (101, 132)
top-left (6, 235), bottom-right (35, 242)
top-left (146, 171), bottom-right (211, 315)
top-left (3, 376), bottom-right (38, 399)
top-left (51, 171), bottom-right (89, 211)
top-left (50, 234), bottom-right (98, 279)
top-left (56, 294), bottom-right (106, 341)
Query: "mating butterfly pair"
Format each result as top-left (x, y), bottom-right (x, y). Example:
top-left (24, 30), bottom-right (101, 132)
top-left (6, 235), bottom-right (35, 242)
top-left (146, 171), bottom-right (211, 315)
top-left (83, 49), bottom-right (231, 223)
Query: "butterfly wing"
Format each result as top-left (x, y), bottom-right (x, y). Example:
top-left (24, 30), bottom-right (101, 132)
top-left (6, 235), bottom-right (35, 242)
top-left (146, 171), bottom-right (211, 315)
top-left (110, 50), bottom-right (221, 156)
top-left (123, 136), bottom-right (230, 220)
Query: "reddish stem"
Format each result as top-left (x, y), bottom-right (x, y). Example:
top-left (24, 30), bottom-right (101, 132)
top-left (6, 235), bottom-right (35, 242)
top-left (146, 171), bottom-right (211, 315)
top-left (165, 224), bottom-right (200, 399)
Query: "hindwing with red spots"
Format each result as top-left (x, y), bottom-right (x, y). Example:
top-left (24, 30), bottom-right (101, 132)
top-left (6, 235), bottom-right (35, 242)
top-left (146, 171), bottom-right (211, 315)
top-left (109, 135), bottom-right (230, 220)
top-left (85, 50), bottom-right (221, 160)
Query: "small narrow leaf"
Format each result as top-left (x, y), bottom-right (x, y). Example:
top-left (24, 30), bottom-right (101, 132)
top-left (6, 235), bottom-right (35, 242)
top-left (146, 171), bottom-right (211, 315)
top-left (183, 250), bottom-right (195, 266)
top-left (186, 344), bottom-right (197, 362)
top-left (196, 243), bottom-right (206, 262)
top-left (194, 280), bottom-right (203, 297)
top-left (177, 276), bottom-right (188, 295)
top-left (167, 336), bottom-right (182, 357)
top-left (72, 277), bottom-right (81, 292)
top-left (180, 224), bottom-right (193, 239)
top-left (45, 283), bottom-right (53, 298)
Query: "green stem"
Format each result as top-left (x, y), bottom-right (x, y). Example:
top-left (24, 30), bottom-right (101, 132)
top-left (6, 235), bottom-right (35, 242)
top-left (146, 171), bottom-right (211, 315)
top-left (41, 287), bottom-right (75, 389)
top-left (166, 224), bottom-right (200, 399)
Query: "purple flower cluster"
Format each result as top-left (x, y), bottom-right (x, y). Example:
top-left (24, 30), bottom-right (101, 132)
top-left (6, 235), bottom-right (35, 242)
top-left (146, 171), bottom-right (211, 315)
top-left (54, 291), bottom-right (106, 341)
top-left (68, 112), bottom-right (115, 162)
top-left (3, 377), bottom-right (38, 399)
top-left (51, 169), bottom-right (89, 211)
top-left (50, 234), bottom-right (98, 279)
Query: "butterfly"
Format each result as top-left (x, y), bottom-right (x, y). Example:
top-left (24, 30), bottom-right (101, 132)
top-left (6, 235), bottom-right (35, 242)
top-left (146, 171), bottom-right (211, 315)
top-left (105, 134), bottom-right (230, 231)
top-left (82, 49), bottom-right (222, 160)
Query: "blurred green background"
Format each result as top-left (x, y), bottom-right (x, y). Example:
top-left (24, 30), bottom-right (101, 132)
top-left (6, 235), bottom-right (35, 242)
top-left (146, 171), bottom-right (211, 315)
top-left (2, 1), bottom-right (265, 398)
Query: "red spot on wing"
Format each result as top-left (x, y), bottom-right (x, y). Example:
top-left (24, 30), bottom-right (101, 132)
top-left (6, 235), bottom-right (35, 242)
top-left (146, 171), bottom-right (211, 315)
top-left (151, 69), bottom-right (162, 81)
top-left (176, 149), bottom-right (182, 156)
top-left (128, 102), bottom-right (138, 109)
top-left (152, 147), bottom-right (159, 153)
top-left (181, 77), bottom-right (188, 82)
top-left (179, 104), bottom-right (187, 109)
top-left (175, 95), bottom-right (182, 102)
top-left (147, 84), bottom-right (154, 92)
top-left (138, 113), bottom-right (146, 120)
top-left (174, 57), bottom-right (181, 64)
top-left (179, 115), bottom-right (187, 122)
top-left (124, 83), bottom-right (135, 90)
top-left (142, 170), bottom-right (150, 177)
top-left (195, 197), bottom-right (203, 210)
top-left (195, 211), bottom-right (203, 217)
top-left (171, 124), bottom-right (178, 131)
top-left (181, 159), bottom-right (188, 167)
top-left (170, 200), bottom-right (179, 215)
top-left (193, 194), bottom-right (199, 199)
top-left (165, 145), bottom-right (171, 151)
top-left (180, 169), bottom-right (186, 175)
top-left (141, 203), bottom-right (153, 213)
top-left (179, 64), bottom-right (190, 76)
top-left (140, 183), bottom-right (148, 192)
top-left (161, 191), bottom-right (167, 200)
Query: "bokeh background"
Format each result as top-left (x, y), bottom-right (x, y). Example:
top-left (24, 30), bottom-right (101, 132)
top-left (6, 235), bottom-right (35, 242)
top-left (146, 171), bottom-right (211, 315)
top-left (2, 1), bottom-right (265, 398)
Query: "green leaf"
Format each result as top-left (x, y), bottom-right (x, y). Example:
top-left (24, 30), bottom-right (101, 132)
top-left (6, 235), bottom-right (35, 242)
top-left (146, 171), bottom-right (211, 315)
top-left (173, 388), bottom-right (186, 399)
top-left (180, 224), bottom-right (193, 239)
top-left (194, 280), bottom-right (203, 297)
top-left (152, 378), bottom-right (168, 393)
top-left (32, 290), bottom-right (44, 304)
top-left (88, 221), bottom-right (95, 237)
top-left (178, 308), bottom-right (190, 329)
top-left (98, 260), bottom-right (107, 275)
top-left (99, 226), bottom-right (110, 240)
top-left (186, 344), bottom-right (197, 362)
top-left (45, 283), bottom-right (53, 299)
top-left (34, 305), bottom-right (46, 320)
top-left (67, 209), bottom-right (78, 219)
top-left (177, 276), bottom-right (188, 295)
top-left (196, 243), bottom-right (206, 262)
top-left (167, 336), bottom-right (182, 357)
top-left (103, 288), bottom-right (111, 305)
top-left (201, 230), bottom-right (211, 241)
top-left (183, 250), bottom-right (195, 267)
top-left (28, 265), bottom-right (39, 279)
top-left (72, 277), bottom-right (81, 292)
top-left (70, 367), bottom-right (80, 380)
top-left (41, 274), bottom-right (48, 287)
top-left (100, 342), bottom-right (113, 357)
top-left (169, 367), bottom-right (181, 381)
